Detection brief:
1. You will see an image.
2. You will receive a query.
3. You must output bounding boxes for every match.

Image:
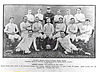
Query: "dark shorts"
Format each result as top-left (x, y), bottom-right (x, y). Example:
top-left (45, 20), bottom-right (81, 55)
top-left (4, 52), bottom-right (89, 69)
top-left (36, 37), bottom-right (57, 50)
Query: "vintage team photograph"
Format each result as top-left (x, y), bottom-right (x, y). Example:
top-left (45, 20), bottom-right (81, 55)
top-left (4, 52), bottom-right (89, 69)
top-left (3, 4), bottom-right (96, 58)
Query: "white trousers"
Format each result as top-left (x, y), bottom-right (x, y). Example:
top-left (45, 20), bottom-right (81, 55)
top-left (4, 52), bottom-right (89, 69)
top-left (8, 34), bottom-right (21, 42)
top-left (16, 32), bottom-right (34, 53)
top-left (76, 34), bottom-right (91, 43)
top-left (16, 32), bottom-right (43, 53)
top-left (63, 43), bottom-right (78, 53)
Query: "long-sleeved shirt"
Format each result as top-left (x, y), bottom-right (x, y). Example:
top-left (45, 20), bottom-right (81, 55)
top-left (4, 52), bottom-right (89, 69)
top-left (4, 23), bottom-right (19, 34)
top-left (43, 23), bottom-right (54, 36)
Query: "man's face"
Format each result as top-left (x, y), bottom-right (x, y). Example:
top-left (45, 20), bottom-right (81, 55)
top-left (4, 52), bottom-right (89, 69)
top-left (38, 9), bottom-right (41, 13)
top-left (60, 32), bottom-right (65, 38)
top-left (70, 19), bottom-right (75, 24)
top-left (57, 11), bottom-right (61, 15)
top-left (10, 18), bottom-right (14, 23)
top-left (66, 10), bottom-right (70, 15)
top-left (46, 18), bottom-right (51, 23)
top-left (28, 10), bottom-right (32, 14)
top-left (35, 17), bottom-right (39, 22)
top-left (85, 21), bottom-right (90, 25)
top-left (47, 9), bottom-right (51, 13)
top-left (77, 9), bottom-right (81, 14)
top-left (23, 17), bottom-right (27, 22)
top-left (59, 18), bottom-right (63, 23)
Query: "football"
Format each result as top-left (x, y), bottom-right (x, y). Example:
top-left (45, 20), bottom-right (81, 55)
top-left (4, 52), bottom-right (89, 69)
top-left (46, 44), bottom-right (51, 49)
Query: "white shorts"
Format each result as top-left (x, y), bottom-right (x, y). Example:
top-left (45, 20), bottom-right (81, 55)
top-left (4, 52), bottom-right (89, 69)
top-left (76, 34), bottom-right (91, 43)
top-left (9, 34), bottom-right (21, 41)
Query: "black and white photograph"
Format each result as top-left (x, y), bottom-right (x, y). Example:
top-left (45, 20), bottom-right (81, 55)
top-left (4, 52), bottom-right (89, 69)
top-left (3, 4), bottom-right (96, 58)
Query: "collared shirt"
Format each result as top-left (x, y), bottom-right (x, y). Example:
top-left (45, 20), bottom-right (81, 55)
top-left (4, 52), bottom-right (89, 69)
top-left (63, 14), bottom-right (74, 25)
top-left (74, 13), bottom-right (85, 22)
top-left (43, 23), bottom-right (54, 35)
top-left (35, 13), bottom-right (43, 20)
top-left (25, 14), bottom-right (35, 22)
top-left (55, 23), bottom-right (66, 32)
top-left (54, 15), bottom-right (63, 22)
top-left (32, 22), bottom-right (42, 32)
top-left (20, 21), bottom-right (31, 31)
top-left (4, 23), bottom-right (19, 34)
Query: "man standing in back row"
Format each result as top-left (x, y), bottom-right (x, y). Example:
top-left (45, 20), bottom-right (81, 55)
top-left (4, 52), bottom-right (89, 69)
top-left (43, 18), bottom-right (55, 50)
top-left (25, 10), bottom-right (35, 24)
top-left (43, 7), bottom-right (54, 24)
top-left (35, 8), bottom-right (43, 22)
top-left (63, 9), bottom-right (74, 26)
top-left (74, 8), bottom-right (85, 23)
top-left (54, 9), bottom-right (63, 23)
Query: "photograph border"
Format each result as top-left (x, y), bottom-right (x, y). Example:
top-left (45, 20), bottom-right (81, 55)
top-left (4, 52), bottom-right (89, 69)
top-left (3, 4), bottom-right (96, 58)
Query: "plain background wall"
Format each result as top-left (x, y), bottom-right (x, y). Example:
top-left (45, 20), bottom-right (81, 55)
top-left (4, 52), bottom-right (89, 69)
top-left (3, 5), bottom-right (95, 30)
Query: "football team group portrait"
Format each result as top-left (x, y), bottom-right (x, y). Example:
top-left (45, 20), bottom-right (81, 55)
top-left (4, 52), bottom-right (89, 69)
top-left (3, 5), bottom-right (96, 58)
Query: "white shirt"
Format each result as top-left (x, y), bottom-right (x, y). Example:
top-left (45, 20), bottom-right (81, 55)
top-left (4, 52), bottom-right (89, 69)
top-left (32, 22), bottom-right (42, 32)
top-left (63, 14), bottom-right (74, 25)
top-left (66, 24), bottom-right (78, 34)
top-left (54, 15), bottom-right (63, 22)
top-left (74, 13), bottom-right (85, 22)
top-left (43, 23), bottom-right (54, 36)
top-left (25, 14), bottom-right (35, 22)
top-left (20, 21), bottom-right (31, 31)
top-left (4, 23), bottom-right (19, 34)
top-left (56, 23), bottom-right (66, 32)
top-left (35, 13), bottom-right (43, 20)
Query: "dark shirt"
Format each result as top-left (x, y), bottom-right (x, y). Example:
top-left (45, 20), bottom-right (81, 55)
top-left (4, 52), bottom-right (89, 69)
top-left (43, 12), bottom-right (54, 24)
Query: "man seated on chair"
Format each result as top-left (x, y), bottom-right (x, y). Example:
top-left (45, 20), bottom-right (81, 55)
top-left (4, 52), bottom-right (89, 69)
top-left (66, 18), bottom-right (78, 42)
top-left (16, 16), bottom-right (32, 54)
top-left (32, 16), bottom-right (43, 51)
top-left (53, 17), bottom-right (66, 39)
top-left (43, 17), bottom-right (55, 50)
top-left (76, 19), bottom-right (94, 43)
top-left (4, 17), bottom-right (21, 43)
